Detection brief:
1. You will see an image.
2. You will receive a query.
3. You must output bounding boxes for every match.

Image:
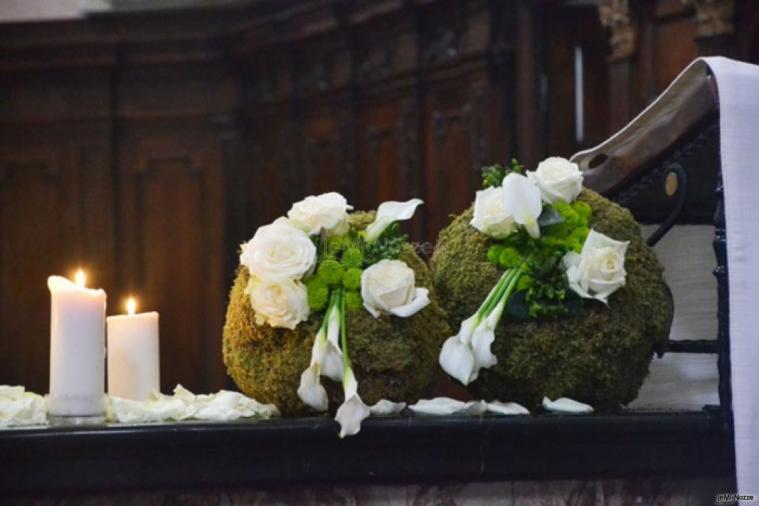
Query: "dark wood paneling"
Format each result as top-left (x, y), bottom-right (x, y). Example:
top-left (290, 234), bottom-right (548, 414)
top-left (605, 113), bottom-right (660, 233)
top-left (0, 123), bottom-right (114, 393)
top-left (423, 75), bottom-right (489, 238)
top-left (1, 0), bottom-right (756, 397)
top-left (119, 125), bottom-right (226, 392)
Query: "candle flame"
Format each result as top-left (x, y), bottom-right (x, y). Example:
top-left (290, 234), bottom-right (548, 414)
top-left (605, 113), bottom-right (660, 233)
top-left (126, 297), bottom-right (137, 316)
top-left (74, 269), bottom-right (86, 288)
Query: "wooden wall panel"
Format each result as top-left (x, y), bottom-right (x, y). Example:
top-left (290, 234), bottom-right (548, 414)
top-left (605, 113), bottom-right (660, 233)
top-left (356, 94), bottom-right (417, 207)
top-left (118, 127), bottom-right (227, 392)
top-left (423, 77), bottom-right (489, 238)
top-left (247, 107), bottom-right (294, 229)
top-left (0, 124), bottom-right (113, 393)
top-left (0, 154), bottom-right (64, 393)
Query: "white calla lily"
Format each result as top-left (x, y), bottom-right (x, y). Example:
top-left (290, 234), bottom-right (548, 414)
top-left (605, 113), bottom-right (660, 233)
top-left (542, 396), bottom-right (594, 414)
top-left (439, 335), bottom-right (476, 385)
top-left (369, 399), bottom-right (406, 416)
top-left (335, 368), bottom-right (371, 438)
top-left (470, 296), bottom-right (507, 370)
top-left (320, 306), bottom-right (344, 382)
top-left (335, 394), bottom-right (371, 438)
top-left (365, 198), bottom-right (423, 242)
top-left (297, 363), bottom-right (328, 411)
top-left (502, 173), bottom-right (543, 238)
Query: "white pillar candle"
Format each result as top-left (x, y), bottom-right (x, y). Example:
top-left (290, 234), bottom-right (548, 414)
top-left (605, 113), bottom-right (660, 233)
top-left (106, 297), bottom-right (160, 401)
top-left (48, 270), bottom-right (107, 418)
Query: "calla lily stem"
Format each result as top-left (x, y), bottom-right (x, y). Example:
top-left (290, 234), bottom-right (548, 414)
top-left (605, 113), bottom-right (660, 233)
top-left (338, 288), bottom-right (351, 373)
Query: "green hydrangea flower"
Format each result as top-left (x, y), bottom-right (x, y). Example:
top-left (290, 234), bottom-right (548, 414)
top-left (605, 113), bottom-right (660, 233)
top-left (341, 247), bottom-right (364, 269)
top-left (344, 290), bottom-right (363, 311)
top-left (342, 267), bottom-right (362, 290)
top-left (306, 280), bottom-right (329, 312)
top-left (317, 259), bottom-right (345, 286)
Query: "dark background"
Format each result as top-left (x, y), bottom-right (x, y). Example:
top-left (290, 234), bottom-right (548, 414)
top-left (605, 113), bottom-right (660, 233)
top-left (1, 0), bottom-right (757, 394)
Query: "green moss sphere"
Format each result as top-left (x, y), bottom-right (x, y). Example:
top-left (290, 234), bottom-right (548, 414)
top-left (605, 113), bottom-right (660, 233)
top-left (223, 212), bottom-right (451, 416)
top-left (430, 189), bottom-right (673, 410)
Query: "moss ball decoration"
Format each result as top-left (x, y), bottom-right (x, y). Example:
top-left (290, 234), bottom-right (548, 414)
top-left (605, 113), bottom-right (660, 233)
top-left (223, 212), bottom-right (451, 416)
top-left (430, 189), bottom-right (673, 411)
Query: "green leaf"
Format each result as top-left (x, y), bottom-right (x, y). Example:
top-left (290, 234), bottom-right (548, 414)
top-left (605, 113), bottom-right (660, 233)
top-left (481, 164), bottom-right (506, 188)
top-left (538, 205), bottom-right (564, 227)
top-left (505, 291), bottom-right (531, 320)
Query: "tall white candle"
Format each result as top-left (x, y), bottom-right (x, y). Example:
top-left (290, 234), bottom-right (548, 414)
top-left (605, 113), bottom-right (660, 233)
top-left (48, 270), bottom-right (107, 418)
top-left (107, 297), bottom-right (160, 401)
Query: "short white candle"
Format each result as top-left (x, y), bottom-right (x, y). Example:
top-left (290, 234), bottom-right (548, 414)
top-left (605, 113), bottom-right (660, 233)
top-left (48, 270), bottom-right (107, 418)
top-left (106, 297), bottom-right (160, 401)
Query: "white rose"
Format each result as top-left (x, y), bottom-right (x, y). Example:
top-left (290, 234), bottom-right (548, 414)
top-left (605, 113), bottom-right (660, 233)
top-left (470, 186), bottom-right (516, 239)
top-left (527, 156), bottom-right (583, 204)
top-left (240, 217), bottom-right (316, 281)
top-left (563, 229), bottom-right (628, 303)
top-left (245, 276), bottom-right (310, 329)
top-left (287, 192), bottom-right (353, 235)
top-left (360, 259), bottom-right (430, 318)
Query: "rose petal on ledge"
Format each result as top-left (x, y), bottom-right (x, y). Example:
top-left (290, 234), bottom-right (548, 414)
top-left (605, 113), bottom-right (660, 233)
top-left (388, 288), bottom-right (430, 318)
top-left (369, 399), bottom-right (407, 416)
top-left (408, 397), bottom-right (468, 416)
top-left (487, 401), bottom-right (530, 416)
top-left (408, 398), bottom-right (486, 416)
top-left (0, 386), bottom-right (47, 427)
top-left (542, 396), bottom-right (594, 414)
top-left (460, 400), bottom-right (488, 415)
top-left (109, 396), bottom-right (187, 424)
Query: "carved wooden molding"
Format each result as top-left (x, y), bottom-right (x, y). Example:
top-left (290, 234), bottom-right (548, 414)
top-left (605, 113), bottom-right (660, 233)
top-left (684, 0), bottom-right (735, 38)
top-left (598, 0), bottom-right (637, 62)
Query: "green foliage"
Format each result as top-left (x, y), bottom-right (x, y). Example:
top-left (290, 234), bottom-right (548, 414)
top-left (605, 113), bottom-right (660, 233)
top-left (482, 199), bottom-right (595, 320)
top-left (482, 164), bottom-right (506, 188)
top-left (324, 234), bottom-right (348, 257)
top-left (498, 247), bottom-right (522, 269)
top-left (344, 290), bottom-right (363, 311)
top-left (364, 222), bottom-right (406, 265)
top-left (306, 277), bottom-right (329, 312)
top-left (341, 247), bottom-right (364, 269)
top-left (487, 244), bottom-right (504, 265)
top-left (481, 158), bottom-right (525, 188)
top-left (317, 259), bottom-right (344, 286)
top-left (342, 267), bottom-right (362, 290)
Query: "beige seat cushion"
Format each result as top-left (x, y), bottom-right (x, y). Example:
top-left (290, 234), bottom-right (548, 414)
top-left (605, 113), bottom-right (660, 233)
top-left (629, 224), bottom-right (720, 409)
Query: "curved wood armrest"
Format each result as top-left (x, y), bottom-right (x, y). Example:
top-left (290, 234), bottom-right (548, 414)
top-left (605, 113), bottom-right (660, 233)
top-left (573, 74), bottom-right (719, 197)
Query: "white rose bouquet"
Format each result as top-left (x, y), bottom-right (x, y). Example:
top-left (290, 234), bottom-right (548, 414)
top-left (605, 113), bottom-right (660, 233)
top-left (439, 158), bottom-right (630, 386)
top-left (236, 193), bottom-right (433, 437)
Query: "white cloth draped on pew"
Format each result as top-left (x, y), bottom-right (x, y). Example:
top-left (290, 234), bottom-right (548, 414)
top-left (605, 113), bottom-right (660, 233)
top-left (574, 56), bottom-right (759, 495)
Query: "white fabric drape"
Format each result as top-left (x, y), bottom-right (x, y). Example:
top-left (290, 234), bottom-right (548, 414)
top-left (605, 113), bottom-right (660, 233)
top-left (573, 57), bottom-right (759, 494)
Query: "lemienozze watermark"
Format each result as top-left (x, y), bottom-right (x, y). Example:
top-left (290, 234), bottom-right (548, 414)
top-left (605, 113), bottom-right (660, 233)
top-left (715, 493), bottom-right (756, 504)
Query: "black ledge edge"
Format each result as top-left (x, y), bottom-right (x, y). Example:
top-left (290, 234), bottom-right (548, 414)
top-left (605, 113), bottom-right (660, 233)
top-left (0, 411), bottom-right (735, 494)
